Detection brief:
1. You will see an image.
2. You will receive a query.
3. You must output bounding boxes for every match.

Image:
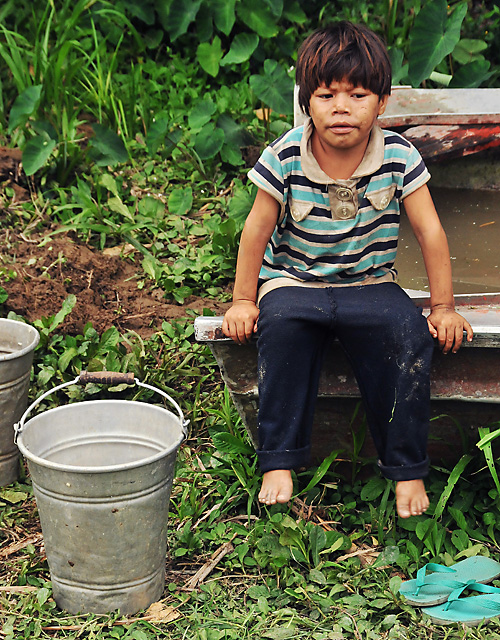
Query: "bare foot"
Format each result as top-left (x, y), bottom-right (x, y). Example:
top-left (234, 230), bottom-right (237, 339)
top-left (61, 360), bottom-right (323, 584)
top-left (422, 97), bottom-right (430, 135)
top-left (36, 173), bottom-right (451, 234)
top-left (258, 470), bottom-right (293, 505)
top-left (396, 479), bottom-right (429, 518)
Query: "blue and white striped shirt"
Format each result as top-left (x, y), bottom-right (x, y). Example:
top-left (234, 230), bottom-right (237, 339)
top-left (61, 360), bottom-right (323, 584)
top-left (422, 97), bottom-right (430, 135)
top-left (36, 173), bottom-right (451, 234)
top-left (248, 118), bottom-right (430, 297)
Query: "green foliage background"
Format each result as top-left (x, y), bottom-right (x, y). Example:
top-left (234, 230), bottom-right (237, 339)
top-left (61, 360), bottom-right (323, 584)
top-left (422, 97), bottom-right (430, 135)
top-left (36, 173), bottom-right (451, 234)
top-left (1, 0), bottom-right (499, 301)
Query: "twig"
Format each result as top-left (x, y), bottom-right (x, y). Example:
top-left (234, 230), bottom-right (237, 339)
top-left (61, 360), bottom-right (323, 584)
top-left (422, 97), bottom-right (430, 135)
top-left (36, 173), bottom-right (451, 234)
top-left (0, 533), bottom-right (44, 558)
top-left (0, 586), bottom-right (37, 592)
top-left (182, 541), bottom-right (234, 591)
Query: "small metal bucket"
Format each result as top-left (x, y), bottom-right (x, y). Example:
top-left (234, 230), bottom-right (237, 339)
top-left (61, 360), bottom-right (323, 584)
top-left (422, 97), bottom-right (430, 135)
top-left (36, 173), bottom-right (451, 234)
top-left (0, 318), bottom-right (40, 486)
top-left (15, 371), bottom-right (187, 615)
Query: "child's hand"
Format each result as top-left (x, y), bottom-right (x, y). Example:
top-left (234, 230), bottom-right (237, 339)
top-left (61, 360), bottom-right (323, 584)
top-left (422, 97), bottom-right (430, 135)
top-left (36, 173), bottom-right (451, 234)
top-left (426, 307), bottom-right (473, 354)
top-left (222, 300), bottom-right (259, 345)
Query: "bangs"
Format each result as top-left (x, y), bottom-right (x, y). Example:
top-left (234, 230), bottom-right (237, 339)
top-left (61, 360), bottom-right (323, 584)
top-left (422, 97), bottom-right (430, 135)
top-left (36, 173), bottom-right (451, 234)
top-left (296, 22), bottom-right (392, 116)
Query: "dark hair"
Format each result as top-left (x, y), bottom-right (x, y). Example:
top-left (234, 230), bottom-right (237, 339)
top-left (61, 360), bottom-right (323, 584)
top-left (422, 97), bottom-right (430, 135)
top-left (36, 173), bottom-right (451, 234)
top-left (296, 21), bottom-right (392, 116)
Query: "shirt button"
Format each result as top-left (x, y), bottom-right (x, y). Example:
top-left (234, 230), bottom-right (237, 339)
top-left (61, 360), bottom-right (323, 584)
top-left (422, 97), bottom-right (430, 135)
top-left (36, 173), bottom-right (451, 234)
top-left (336, 187), bottom-right (352, 201)
top-left (381, 196), bottom-right (390, 207)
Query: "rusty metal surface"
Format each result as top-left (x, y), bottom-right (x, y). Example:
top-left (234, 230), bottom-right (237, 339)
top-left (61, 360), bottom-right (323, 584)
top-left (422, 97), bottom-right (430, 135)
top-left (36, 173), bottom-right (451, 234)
top-left (379, 88), bottom-right (500, 127)
top-left (195, 292), bottom-right (500, 347)
top-left (404, 124), bottom-right (500, 161)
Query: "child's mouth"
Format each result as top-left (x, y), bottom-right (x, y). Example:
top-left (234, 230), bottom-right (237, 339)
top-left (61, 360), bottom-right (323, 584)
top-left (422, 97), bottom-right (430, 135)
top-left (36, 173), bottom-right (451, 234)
top-left (329, 123), bottom-right (355, 134)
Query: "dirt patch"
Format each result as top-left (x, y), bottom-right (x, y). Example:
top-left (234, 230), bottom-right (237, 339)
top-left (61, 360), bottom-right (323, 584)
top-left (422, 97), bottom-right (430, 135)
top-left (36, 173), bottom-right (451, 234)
top-left (0, 232), bottom-right (231, 337)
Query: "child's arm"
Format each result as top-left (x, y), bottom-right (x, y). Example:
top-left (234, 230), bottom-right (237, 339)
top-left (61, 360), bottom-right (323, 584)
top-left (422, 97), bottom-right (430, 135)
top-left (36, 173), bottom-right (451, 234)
top-left (222, 189), bottom-right (280, 344)
top-left (403, 184), bottom-right (473, 354)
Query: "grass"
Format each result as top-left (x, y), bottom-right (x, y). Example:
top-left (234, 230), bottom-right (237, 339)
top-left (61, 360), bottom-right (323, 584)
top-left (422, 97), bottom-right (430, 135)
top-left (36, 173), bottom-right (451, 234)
top-left (1, 318), bottom-right (500, 639)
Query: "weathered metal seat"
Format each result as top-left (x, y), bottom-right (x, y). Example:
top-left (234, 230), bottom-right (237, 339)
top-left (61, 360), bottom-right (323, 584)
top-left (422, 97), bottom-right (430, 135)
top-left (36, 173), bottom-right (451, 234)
top-left (195, 293), bottom-right (500, 465)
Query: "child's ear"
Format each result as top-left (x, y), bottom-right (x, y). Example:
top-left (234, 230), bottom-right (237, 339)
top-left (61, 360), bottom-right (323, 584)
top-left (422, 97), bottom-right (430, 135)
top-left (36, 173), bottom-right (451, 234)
top-left (378, 95), bottom-right (389, 116)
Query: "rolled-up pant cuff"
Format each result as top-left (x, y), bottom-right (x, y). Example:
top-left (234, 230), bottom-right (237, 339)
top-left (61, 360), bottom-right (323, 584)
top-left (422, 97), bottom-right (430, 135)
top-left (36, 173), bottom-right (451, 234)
top-left (257, 446), bottom-right (311, 473)
top-left (378, 456), bottom-right (430, 481)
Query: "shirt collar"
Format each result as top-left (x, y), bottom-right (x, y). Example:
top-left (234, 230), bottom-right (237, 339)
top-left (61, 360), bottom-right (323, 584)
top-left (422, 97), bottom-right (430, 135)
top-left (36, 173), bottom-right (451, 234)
top-left (300, 117), bottom-right (385, 184)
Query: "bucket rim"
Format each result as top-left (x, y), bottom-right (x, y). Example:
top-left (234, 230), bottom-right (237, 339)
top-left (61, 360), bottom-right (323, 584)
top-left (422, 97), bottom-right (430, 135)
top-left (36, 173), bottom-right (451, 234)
top-left (16, 399), bottom-right (184, 474)
top-left (0, 318), bottom-right (40, 361)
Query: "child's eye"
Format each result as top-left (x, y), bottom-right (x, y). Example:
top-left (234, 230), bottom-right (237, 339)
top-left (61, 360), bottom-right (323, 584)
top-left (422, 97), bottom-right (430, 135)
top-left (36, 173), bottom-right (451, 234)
top-left (318, 93), bottom-right (332, 99)
top-left (352, 92), bottom-right (367, 99)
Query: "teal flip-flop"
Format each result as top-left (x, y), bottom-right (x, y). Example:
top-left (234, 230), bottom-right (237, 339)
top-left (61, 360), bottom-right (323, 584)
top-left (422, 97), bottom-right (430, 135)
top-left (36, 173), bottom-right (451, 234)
top-left (424, 581), bottom-right (500, 626)
top-left (399, 556), bottom-right (500, 606)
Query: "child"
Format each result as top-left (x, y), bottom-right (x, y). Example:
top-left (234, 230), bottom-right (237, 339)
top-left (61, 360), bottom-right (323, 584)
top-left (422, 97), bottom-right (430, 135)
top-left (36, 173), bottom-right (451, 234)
top-left (222, 21), bottom-right (473, 519)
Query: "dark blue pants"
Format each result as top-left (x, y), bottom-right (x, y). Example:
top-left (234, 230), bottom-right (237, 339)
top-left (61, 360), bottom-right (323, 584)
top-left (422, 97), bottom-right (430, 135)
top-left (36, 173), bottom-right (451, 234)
top-left (256, 283), bottom-right (434, 481)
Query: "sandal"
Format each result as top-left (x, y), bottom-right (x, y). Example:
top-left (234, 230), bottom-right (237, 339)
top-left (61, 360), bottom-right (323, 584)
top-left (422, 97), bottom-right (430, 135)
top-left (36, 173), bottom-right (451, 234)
top-left (399, 556), bottom-right (500, 606)
top-left (424, 581), bottom-right (500, 626)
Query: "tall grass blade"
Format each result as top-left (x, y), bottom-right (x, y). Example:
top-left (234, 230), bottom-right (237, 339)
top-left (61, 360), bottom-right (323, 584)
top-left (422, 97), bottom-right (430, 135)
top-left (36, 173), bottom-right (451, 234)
top-left (433, 454), bottom-right (473, 519)
top-left (477, 426), bottom-right (500, 496)
top-left (297, 449), bottom-right (341, 496)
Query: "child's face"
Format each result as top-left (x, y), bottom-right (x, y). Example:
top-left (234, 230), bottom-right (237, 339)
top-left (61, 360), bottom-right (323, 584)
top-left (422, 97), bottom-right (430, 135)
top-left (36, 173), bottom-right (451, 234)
top-left (309, 79), bottom-right (388, 156)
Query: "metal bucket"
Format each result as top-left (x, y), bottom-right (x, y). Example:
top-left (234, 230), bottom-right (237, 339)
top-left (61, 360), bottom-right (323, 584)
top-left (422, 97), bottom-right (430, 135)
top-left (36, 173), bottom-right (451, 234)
top-left (15, 371), bottom-right (187, 615)
top-left (0, 318), bottom-right (40, 486)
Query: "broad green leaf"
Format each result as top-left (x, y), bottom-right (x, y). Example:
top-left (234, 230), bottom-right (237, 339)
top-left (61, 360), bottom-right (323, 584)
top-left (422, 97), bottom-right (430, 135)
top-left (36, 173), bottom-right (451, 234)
top-left (8, 84), bottom-right (42, 133)
top-left (138, 197), bottom-right (164, 217)
top-left (89, 124), bottom-right (128, 167)
top-left (0, 286), bottom-right (8, 304)
top-left (171, 285), bottom-right (193, 303)
top-left (197, 37), bottom-right (222, 77)
top-left (388, 47), bottom-right (408, 85)
top-left (228, 184), bottom-right (255, 227)
top-left (188, 98), bottom-right (217, 130)
top-left (22, 134), bottom-right (56, 176)
top-left (212, 432), bottom-right (254, 455)
top-left (308, 568), bottom-right (326, 585)
top-left (97, 327), bottom-right (121, 351)
top-left (99, 173), bottom-right (120, 198)
top-left (193, 122), bottom-right (225, 159)
top-left (221, 33), bottom-right (259, 66)
top-left (282, 1), bottom-right (307, 22)
top-left (309, 524), bottom-right (326, 566)
top-left (211, 0), bottom-right (236, 35)
top-left (449, 59), bottom-right (492, 88)
top-left (249, 59), bottom-right (294, 114)
top-left (389, 575), bottom-right (402, 595)
top-left (142, 254), bottom-right (163, 281)
top-left (408, 0), bottom-right (467, 86)
top-left (146, 116), bottom-right (169, 155)
top-left (360, 476), bottom-right (387, 501)
top-left (452, 38), bottom-right (487, 64)
top-left (155, 0), bottom-right (175, 31)
top-left (47, 294), bottom-right (76, 332)
top-left (373, 545), bottom-right (400, 567)
top-left (108, 196), bottom-right (134, 222)
top-left (168, 187), bottom-right (193, 215)
top-left (237, 0), bottom-right (279, 38)
top-left (122, 0), bottom-right (155, 24)
top-left (195, 3), bottom-right (214, 41)
top-left (217, 114), bottom-right (253, 147)
top-left (220, 144), bottom-right (243, 166)
top-left (263, 0), bottom-right (283, 17)
top-left (166, 0), bottom-right (202, 41)
top-left (58, 347), bottom-right (79, 372)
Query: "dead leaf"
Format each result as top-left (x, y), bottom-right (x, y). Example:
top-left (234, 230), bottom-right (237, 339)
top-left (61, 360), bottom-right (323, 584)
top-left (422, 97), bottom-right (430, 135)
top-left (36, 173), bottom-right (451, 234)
top-left (145, 601), bottom-right (181, 623)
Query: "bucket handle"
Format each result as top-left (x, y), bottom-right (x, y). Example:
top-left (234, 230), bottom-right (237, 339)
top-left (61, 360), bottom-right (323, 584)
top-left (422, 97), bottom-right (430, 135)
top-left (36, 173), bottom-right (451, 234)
top-left (14, 371), bottom-right (189, 443)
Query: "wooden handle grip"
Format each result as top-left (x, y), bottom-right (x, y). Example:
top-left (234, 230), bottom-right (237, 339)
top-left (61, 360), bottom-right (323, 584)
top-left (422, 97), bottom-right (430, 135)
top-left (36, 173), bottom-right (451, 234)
top-left (78, 371), bottom-right (135, 386)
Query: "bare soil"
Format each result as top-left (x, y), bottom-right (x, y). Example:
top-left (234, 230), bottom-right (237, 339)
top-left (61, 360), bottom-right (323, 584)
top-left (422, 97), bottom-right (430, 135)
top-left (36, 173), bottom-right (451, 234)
top-left (0, 231), bottom-right (231, 337)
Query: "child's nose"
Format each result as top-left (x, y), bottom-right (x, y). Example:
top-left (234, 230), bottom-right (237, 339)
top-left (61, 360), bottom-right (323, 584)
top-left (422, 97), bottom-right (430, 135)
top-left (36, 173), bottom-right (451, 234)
top-left (332, 94), bottom-right (349, 113)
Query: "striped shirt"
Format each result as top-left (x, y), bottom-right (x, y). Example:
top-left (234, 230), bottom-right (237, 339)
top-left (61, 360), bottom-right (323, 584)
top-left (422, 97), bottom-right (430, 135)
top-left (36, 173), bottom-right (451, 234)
top-left (248, 118), bottom-right (430, 298)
